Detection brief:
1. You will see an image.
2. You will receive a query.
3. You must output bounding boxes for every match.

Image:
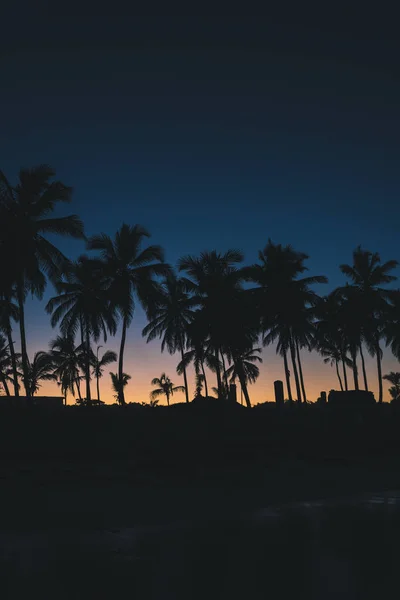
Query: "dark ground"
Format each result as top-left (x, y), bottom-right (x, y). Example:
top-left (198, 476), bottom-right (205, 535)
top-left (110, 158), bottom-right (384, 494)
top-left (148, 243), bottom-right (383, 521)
top-left (1, 402), bottom-right (400, 598)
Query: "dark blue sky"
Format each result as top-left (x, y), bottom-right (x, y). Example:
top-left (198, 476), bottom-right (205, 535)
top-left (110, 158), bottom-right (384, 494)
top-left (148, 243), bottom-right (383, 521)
top-left (2, 13), bottom-right (400, 401)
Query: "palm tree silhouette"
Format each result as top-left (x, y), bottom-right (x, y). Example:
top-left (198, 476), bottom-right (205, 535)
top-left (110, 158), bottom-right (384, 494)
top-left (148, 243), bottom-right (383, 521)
top-left (50, 334), bottom-right (85, 404)
top-left (0, 292), bottom-right (20, 396)
top-left (383, 371), bottom-right (400, 402)
top-left (246, 240), bottom-right (327, 402)
top-left (0, 166), bottom-right (85, 397)
top-left (87, 224), bottom-right (169, 404)
top-left (150, 373), bottom-right (185, 406)
top-left (24, 351), bottom-right (56, 397)
top-left (385, 290), bottom-right (400, 360)
top-left (178, 250), bottom-right (245, 399)
top-left (142, 272), bottom-right (198, 403)
top-left (226, 347), bottom-right (262, 402)
top-left (92, 346), bottom-right (117, 402)
top-left (0, 334), bottom-right (20, 396)
top-left (340, 246), bottom-right (398, 403)
top-left (110, 371), bottom-right (131, 404)
top-left (46, 256), bottom-right (116, 404)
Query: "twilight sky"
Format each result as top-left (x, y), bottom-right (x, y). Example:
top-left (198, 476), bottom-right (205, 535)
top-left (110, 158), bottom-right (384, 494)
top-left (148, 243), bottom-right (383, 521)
top-left (2, 13), bottom-right (400, 403)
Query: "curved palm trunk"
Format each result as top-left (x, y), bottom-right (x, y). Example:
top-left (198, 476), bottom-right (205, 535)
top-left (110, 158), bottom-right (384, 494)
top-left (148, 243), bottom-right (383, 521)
top-left (283, 349), bottom-right (293, 402)
top-left (296, 341), bottom-right (307, 403)
top-left (85, 326), bottom-right (91, 404)
top-left (16, 282), bottom-right (30, 398)
top-left (179, 336), bottom-right (190, 403)
top-left (359, 343), bottom-right (369, 391)
top-left (376, 340), bottom-right (383, 403)
top-left (76, 377), bottom-right (82, 401)
top-left (235, 360), bottom-right (251, 408)
top-left (0, 375), bottom-right (10, 396)
top-left (6, 324), bottom-right (19, 396)
top-left (335, 360), bottom-right (344, 391)
top-left (201, 360), bottom-right (209, 398)
top-left (118, 317), bottom-right (127, 405)
top-left (96, 373), bottom-right (101, 402)
top-left (221, 351), bottom-right (229, 399)
top-left (215, 348), bottom-right (222, 398)
top-left (342, 356), bottom-right (348, 391)
top-left (350, 347), bottom-right (359, 391)
top-left (289, 339), bottom-right (302, 403)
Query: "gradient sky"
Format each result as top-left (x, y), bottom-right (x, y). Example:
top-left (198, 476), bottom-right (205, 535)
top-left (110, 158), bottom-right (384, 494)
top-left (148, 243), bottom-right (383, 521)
top-left (2, 13), bottom-right (400, 403)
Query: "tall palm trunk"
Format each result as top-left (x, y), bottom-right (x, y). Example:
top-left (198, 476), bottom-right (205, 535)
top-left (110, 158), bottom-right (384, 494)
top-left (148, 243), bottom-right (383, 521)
top-left (6, 324), bottom-right (19, 396)
top-left (359, 343), bottom-right (369, 391)
top-left (96, 372), bottom-right (101, 402)
top-left (85, 325), bottom-right (91, 403)
top-left (296, 341), bottom-right (307, 403)
top-left (350, 347), bottom-right (359, 391)
top-left (166, 390), bottom-right (170, 406)
top-left (118, 316), bottom-right (127, 405)
top-left (221, 351), bottom-right (229, 399)
top-left (16, 282), bottom-right (30, 398)
top-left (0, 375), bottom-right (10, 396)
top-left (201, 360), bottom-right (209, 398)
top-left (376, 340), bottom-right (383, 403)
top-left (289, 338), bottom-right (302, 402)
top-left (235, 360), bottom-right (251, 408)
top-left (335, 360), bottom-right (344, 391)
top-left (283, 349), bottom-right (293, 402)
top-left (215, 348), bottom-right (222, 397)
top-left (179, 335), bottom-right (189, 403)
top-left (76, 377), bottom-right (82, 401)
top-left (342, 356), bottom-right (348, 391)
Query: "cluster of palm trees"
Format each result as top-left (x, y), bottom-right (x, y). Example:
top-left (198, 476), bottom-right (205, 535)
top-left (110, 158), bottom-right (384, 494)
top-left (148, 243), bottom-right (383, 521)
top-left (1, 165), bottom-right (400, 406)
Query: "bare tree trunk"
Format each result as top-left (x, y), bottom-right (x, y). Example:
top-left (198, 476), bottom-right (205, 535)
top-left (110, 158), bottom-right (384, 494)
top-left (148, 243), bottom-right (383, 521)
top-left (6, 323), bottom-right (19, 396)
top-left (283, 349), bottom-right (292, 402)
top-left (179, 336), bottom-right (189, 403)
top-left (85, 325), bottom-right (91, 404)
top-left (221, 351), bottom-right (229, 399)
top-left (335, 360), bottom-right (344, 391)
top-left (351, 348), bottom-right (359, 391)
top-left (76, 377), bottom-right (82, 401)
top-left (201, 360), bottom-right (208, 398)
top-left (296, 341), bottom-right (307, 403)
top-left (342, 357), bottom-right (348, 391)
top-left (166, 391), bottom-right (170, 406)
top-left (96, 373), bottom-right (101, 402)
top-left (376, 340), bottom-right (383, 403)
top-left (290, 339), bottom-right (302, 403)
top-left (16, 282), bottom-right (30, 398)
top-left (359, 343), bottom-right (369, 391)
top-left (235, 360), bottom-right (251, 408)
top-left (118, 317), bottom-right (127, 405)
top-left (215, 348), bottom-right (222, 398)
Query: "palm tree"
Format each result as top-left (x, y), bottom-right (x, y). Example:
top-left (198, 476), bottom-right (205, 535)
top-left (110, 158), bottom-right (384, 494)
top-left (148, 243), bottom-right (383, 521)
top-left (340, 246), bottom-right (398, 403)
top-left (0, 334), bottom-right (19, 396)
top-left (226, 347), bottom-right (262, 402)
top-left (92, 346), bottom-right (117, 402)
top-left (245, 240), bottom-right (327, 402)
top-left (50, 334), bottom-right (85, 404)
top-left (142, 272), bottom-right (198, 403)
top-left (0, 292), bottom-right (20, 396)
top-left (0, 166), bottom-right (85, 397)
top-left (24, 351), bottom-right (57, 396)
top-left (150, 373), bottom-right (185, 406)
top-left (385, 290), bottom-right (400, 360)
top-left (383, 372), bottom-right (400, 402)
top-left (110, 371), bottom-right (131, 404)
top-left (87, 224), bottom-right (169, 404)
top-left (46, 256), bottom-right (116, 403)
top-left (178, 250), bottom-right (245, 399)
